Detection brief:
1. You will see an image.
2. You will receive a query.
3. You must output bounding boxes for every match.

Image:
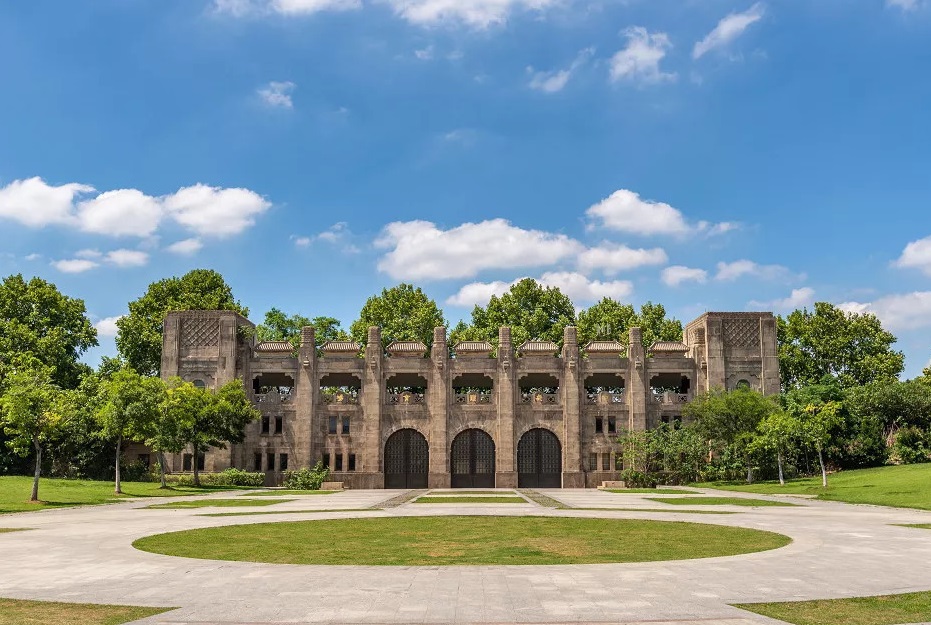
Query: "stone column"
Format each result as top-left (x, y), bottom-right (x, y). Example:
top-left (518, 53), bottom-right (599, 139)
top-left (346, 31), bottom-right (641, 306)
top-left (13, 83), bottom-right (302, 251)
top-left (159, 313), bottom-right (181, 380)
top-left (428, 327), bottom-right (450, 487)
top-left (628, 327), bottom-right (648, 434)
top-left (217, 315), bottom-right (238, 386)
top-left (298, 326), bottom-right (317, 475)
top-left (760, 315), bottom-right (781, 395)
top-left (705, 317), bottom-right (726, 390)
top-left (361, 327), bottom-right (385, 488)
top-left (561, 326), bottom-right (584, 487)
top-left (495, 327), bottom-right (517, 488)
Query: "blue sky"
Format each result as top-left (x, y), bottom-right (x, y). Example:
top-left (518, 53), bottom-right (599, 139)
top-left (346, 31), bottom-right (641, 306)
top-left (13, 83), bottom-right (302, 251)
top-left (1, 0), bottom-right (930, 375)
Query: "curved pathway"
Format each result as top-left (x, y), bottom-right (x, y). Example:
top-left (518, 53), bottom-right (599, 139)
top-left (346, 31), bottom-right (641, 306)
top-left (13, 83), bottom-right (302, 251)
top-left (2, 488), bottom-right (931, 625)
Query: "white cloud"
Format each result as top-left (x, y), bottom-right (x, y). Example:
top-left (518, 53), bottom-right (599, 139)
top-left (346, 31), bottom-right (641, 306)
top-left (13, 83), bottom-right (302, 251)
top-left (165, 238), bottom-right (204, 255)
top-left (52, 259), bottom-right (99, 274)
top-left (528, 48), bottom-right (594, 94)
top-left (661, 265), bottom-right (708, 287)
top-left (586, 190), bottom-right (691, 236)
top-left (609, 27), bottom-right (676, 85)
top-left (292, 236), bottom-right (312, 247)
top-left (381, 0), bottom-right (561, 28)
top-left (693, 2), bottom-right (766, 60)
top-left (77, 189), bottom-right (162, 237)
top-left (376, 219), bottom-right (583, 281)
top-left (258, 81), bottom-right (296, 108)
top-left (887, 0), bottom-right (923, 10)
top-left (446, 280), bottom-right (515, 307)
top-left (24, 253), bottom-right (42, 261)
top-left (840, 292), bottom-right (931, 331)
top-left (538, 271), bottom-right (634, 303)
top-left (715, 259), bottom-right (793, 282)
top-left (162, 184), bottom-right (271, 238)
top-left (94, 316), bottom-right (123, 338)
top-left (75, 249), bottom-right (103, 259)
top-left (895, 236), bottom-right (931, 276)
top-left (0, 177), bottom-right (93, 228)
top-left (105, 249), bottom-right (148, 267)
top-left (576, 244), bottom-right (667, 275)
top-left (749, 287), bottom-right (815, 311)
top-left (215, 0), bottom-right (361, 15)
top-left (414, 45), bottom-right (435, 60)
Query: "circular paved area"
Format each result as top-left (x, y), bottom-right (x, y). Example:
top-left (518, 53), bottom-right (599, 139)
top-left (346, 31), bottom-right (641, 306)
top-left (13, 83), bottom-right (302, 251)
top-left (2, 488), bottom-right (931, 625)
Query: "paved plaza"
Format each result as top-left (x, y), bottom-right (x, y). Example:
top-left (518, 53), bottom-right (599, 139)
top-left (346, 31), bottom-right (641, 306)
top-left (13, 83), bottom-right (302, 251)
top-left (2, 488), bottom-right (931, 625)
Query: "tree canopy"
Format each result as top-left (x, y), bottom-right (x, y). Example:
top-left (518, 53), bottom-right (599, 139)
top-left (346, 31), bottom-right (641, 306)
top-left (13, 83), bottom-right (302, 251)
top-left (0, 274), bottom-right (97, 389)
top-left (577, 299), bottom-right (683, 348)
top-left (350, 284), bottom-right (446, 347)
top-left (116, 269), bottom-right (247, 376)
top-left (256, 308), bottom-right (348, 350)
top-left (778, 302), bottom-right (904, 391)
top-left (451, 278), bottom-right (575, 347)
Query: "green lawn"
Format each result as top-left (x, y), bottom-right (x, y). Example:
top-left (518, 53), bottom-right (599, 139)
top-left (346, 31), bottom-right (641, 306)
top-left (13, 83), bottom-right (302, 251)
top-left (199, 508), bottom-right (375, 517)
top-left (133, 516), bottom-right (791, 565)
top-left (0, 597), bottom-right (169, 625)
top-left (0, 476), bottom-right (244, 514)
top-left (413, 496), bottom-right (528, 504)
top-left (147, 498), bottom-right (294, 509)
top-left (0, 528), bottom-right (27, 534)
top-left (236, 490), bottom-right (337, 496)
top-left (428, 491), bottom-right (515, 495)
top-left (696, 464), bottom-right (931, 510)
top-left (605, 489), bottom-right (698, 494)
top-left (735, 591), bottom-right (931, 625)
top-left (572, 507), bottom-right (736, 514)
top-left (646, 497), bottom-right (797, 507)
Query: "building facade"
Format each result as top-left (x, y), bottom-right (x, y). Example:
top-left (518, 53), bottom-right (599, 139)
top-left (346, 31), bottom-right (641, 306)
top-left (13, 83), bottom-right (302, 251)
top-left (159, 310), bottom-right (779, 488)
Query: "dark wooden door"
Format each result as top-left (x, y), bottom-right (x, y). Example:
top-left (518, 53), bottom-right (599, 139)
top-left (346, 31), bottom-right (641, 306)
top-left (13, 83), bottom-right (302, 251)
top-left (517, 428), bottom-right (562, 488)
top-left (384, 429), bottom-right (429, 489)
top-left (451, 429), bottom-right (496, 488)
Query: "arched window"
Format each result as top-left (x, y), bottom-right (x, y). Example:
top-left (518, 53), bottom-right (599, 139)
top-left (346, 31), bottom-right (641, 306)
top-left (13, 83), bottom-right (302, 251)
top-left (192, 379), bottom-right (206, 389)
top-left (736, 379), bottom-right (751, 390)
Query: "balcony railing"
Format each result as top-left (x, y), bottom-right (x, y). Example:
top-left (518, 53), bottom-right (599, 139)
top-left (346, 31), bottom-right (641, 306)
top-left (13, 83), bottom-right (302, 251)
top-left (322, 391), bottom-right (359, 405)
top-left (387, 392), bottom-right (426, 405)
top-left (652, 392), bottom-right (690, 405)
top-left (454, 392), bottom-right (492, 405)
top-left (254, 391), bottom-right (291, 404)
top-left (586, 391), bottom-right (626, 405)
top-left (520, 392), bottom-right (559, 405)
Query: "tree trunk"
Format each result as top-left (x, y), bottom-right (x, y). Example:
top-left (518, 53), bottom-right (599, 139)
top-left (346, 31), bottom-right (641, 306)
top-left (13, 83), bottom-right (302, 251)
top-left (818, 445), bottom-right (828, 488)
top-left (192, 446), bottom-right (201, 487)
top-left (746, 461), bottom-right (753, 484)
top-left (777, 449), bottom-right (785, 486)
top-left (159, 451), bottom-right (168, 489)
top-left (114, 435), bottom-right (123, 495)
top-left (31, 441), bottom-right (42, 502)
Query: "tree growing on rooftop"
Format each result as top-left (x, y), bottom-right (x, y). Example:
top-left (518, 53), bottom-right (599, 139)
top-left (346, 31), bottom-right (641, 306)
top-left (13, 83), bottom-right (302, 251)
top-left (257, 308), bottom-right (348, 351)
top-left (350, 284), bottom-right (446, 348)
top-left (577, 299), bottom-right (683, 348)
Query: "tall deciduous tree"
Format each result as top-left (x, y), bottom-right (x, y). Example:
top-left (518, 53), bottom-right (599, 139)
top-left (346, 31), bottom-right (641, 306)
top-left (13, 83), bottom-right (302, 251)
top-left (96, 369), bottom-right (166, 494)
top-left (350, 284), bottom-right (446, 348)
top-left (116, 269), bottom-right (247, 376)
top-left (845, 379), bottom-right (931, 447)
top-left (0, 274), bottom-right (97, 389)
top-left (257, 308), bottom-right (348, 350)
top-left (754, 410), bottom-right (803, 485)
top-left (778, 302), bottom-right (904, 391)
top-left (577, 299), bottom-right (683, 347)
top-left (451, 278), bottom-right (575, 347)
top-left (0, 361), bottom-right (63, 501)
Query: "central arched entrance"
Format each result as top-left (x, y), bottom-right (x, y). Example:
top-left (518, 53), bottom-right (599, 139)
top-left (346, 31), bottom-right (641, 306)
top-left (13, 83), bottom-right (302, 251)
top-left (384, 429), bottom-right (428, 489)
top-left (451, 429), bottom-right (496, 488)
top-left (517, 428), bottom-right (562, 488)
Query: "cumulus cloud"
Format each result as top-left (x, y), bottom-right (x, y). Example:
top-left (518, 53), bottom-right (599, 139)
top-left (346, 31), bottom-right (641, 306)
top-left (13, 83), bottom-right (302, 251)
top-left (105, 249), bottom-right (149, 267)
top-left (380, 0), bottom-right (561, 28)
top-left (0, 177), bottom-right (93, 228)
top-left (693, 2), bottom-right (766, 60)
top-left (576, 244), bottom-right (667, 275)
top-left (715, 259), bottom-right (794, 282)
top-left (528, 48), bottom-right (594, 94)
top-left (293, 223), bottom-right (359, 252)
top-left (886, 0), bottom-right (923, 10)
top-left (258, 81), bottom-right (296, 108)
top-left (52, 249), bottom-right (149, 272)
top-left (661, 265), bottom-right (708, 287)
top-left (76, 189), bottom-right (162, 237)
top-left (165, 238), bottom-right (204, 255)
top-left (840, 292), bottom-right (931, 331)
top-left (446, 273), bottom-right (633, 307)
top-left (162, 184), bottom-right (271, 238)
top-left (214, 0), bottom-right (361, 16)
top-left (376, 219), bottom-right (583, 281)
top-left (895, 236), bottom-right (931, 276)
top-left (446, 280), bottom-right (515, 307)
top-left (52, 259), bottom-right (99, 274)
top-left (749, 287), bottom-right (815, 311)
top-left (585, 190), bottom-right (731, 237)
top-left (94, 316), bottom-right (123, 338)
top-left (609, 27), bottom-right (676, 85)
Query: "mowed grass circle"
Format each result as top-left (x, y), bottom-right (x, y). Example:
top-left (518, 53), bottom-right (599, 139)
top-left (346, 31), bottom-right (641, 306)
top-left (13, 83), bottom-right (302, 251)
top-left (133, 516), bottom-right (790, 566)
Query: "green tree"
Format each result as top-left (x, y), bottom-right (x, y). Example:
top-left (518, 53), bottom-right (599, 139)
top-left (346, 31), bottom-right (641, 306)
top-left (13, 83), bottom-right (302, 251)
top-left (577, 298), bottom-right (683, 348)
top-left (451, 278), bottom-right (575, 347)
top-left (754, 410), bottom-right (803, 485)
top-left (0, 274), bottom-right (97, 389)
top-left (116, 269), bottom-right (247, 376)
top-left (778, 302), bottom-right (904, 391)
top-left (845, 380), bottom-right (931, 451)
top-left (0, 361), bottom-right (64, 501)
top-left (257, 308), bottom-right (348, 351)
top-left (350, 284), bottom-right (446, 348)
top-left (96, 369), bottom-right (166, 494)
top-left (145, 378), bottom-right (190, 488)
top-left (802, 401), bottom-right (844, 487)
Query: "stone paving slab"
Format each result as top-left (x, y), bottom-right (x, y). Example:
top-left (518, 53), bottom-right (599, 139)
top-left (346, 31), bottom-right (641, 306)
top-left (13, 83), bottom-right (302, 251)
top-left (1, 488), bottom-right (931, 624)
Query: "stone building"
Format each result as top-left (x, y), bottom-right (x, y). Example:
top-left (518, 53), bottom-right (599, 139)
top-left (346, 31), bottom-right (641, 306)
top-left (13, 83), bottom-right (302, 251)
top-left (159, 310), bottom-right (779, 488)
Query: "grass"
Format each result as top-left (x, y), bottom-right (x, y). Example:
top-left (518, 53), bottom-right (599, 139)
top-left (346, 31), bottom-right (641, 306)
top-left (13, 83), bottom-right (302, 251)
top-left (429, 491), bottom-right (515, 495)
top-left (413, 496), bottom-right (528, 504)
top-left (146, 498), bottom-right (293, 509)
top-left (133, 516), bottom-right (791, 565)
top-left (605, 489), bottom-right (698, 494)
top-left (904, 524), bottom-right (931, 530)
top-left (0, 528), bottom-right (29, 534)
top-left (572, 507), bottom-right (737, 514)
top-left (696, 464), bottom-right (931, 511)
top-left (734, 590), bottom-right (931, 625)
top-left (236, 490), bottom-right (336, 496)
top-left (0, 597), bottom-right (169, 625)
top-left (198, 508), bottom-right (375, 517)
top-left (0, 476), bottom-right (243, 515)
top-left (646, 497), bottom-right (797, 507)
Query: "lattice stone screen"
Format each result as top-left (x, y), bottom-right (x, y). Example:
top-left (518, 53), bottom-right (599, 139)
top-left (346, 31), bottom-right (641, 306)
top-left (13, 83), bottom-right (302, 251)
top-left (180, 318), bottom-right (220, 348)
top-left (723, 318), bottom-right (760, 349)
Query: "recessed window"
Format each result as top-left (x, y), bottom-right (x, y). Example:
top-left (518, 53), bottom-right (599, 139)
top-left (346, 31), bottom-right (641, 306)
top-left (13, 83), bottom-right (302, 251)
top-left (328, 416), bottom-right (338, 435)
top-left (348, 453), bottom-right (356, 472)
top-left (602, 453), bottom-right (612, 471)
top-left (595, 417), bottom-right (604, 434)
top-left (335, 454), bottom-right (343, 472)
top-left (261, 416), bottom-right (270, 434)
top-left (280, 453), bottom-right (288, 471)
top-left (275, 416), bottom-right (283, 435)
top-left (736, 379), bottom-right (751, 390)
top-left (253, 453), bottom-right (262, 471)
top-left (266, 452), bottom-right (275, 471)
top-left (588, 453), bottom-right (598, 471)
top-left (192, 379), bottom-right (206, 389)
top-left (342, 417), bottom-right (350, 435)
top-left (182, 453), bottom-right (193, 472)
top-left (322, 453), bottom-right (330, 470)
top-left (661, 415), bottom-right (670, 425)
top-left (607, 417), bottom-right (617, 434)
top-left (196, 452), bottom-right (205, 471)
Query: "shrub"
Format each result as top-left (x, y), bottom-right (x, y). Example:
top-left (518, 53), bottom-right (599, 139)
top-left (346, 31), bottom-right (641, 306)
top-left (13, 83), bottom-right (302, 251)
top-left (620, 468), bottom-right (657, 489)
top-left (283, 462), bottom-right (330, 490)
top-left (166, 468), bottom-right (265, 487)
top-left (121, 459), bottom-right (153, 482)
top-left (892, 427), bottom-right (931, 465)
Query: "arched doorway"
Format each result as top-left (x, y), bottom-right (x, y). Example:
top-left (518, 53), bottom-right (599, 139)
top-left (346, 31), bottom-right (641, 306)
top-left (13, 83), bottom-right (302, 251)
top-left (517, 428), bottom-right (562, 488)
top-left (451, 429), bottom-right (496, 488)
top-left (384, 429), bottom-right (429, 489)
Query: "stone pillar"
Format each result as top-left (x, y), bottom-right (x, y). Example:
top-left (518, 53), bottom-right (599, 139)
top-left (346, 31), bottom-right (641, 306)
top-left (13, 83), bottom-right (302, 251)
top-left (705, 317), bottom-right (726, 390)
top-left (361, 327), bottom-right (385, 487)
top-left (628, 327), bottom-right (648, 433)
top-left (159, 313), bottom-right (181, 380)
top-left (760, 315), bottom-right (781, 395)
top-left (298, 326), bottom-right (317, 475)
top-left (495, 327), bottom-right (517, 488)
top-left (428, 327), bottom-right (450, 488)
top-left (561, 326), bottom-right (584, 487)
top-left (217, 315), bottom-right (238, 386)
